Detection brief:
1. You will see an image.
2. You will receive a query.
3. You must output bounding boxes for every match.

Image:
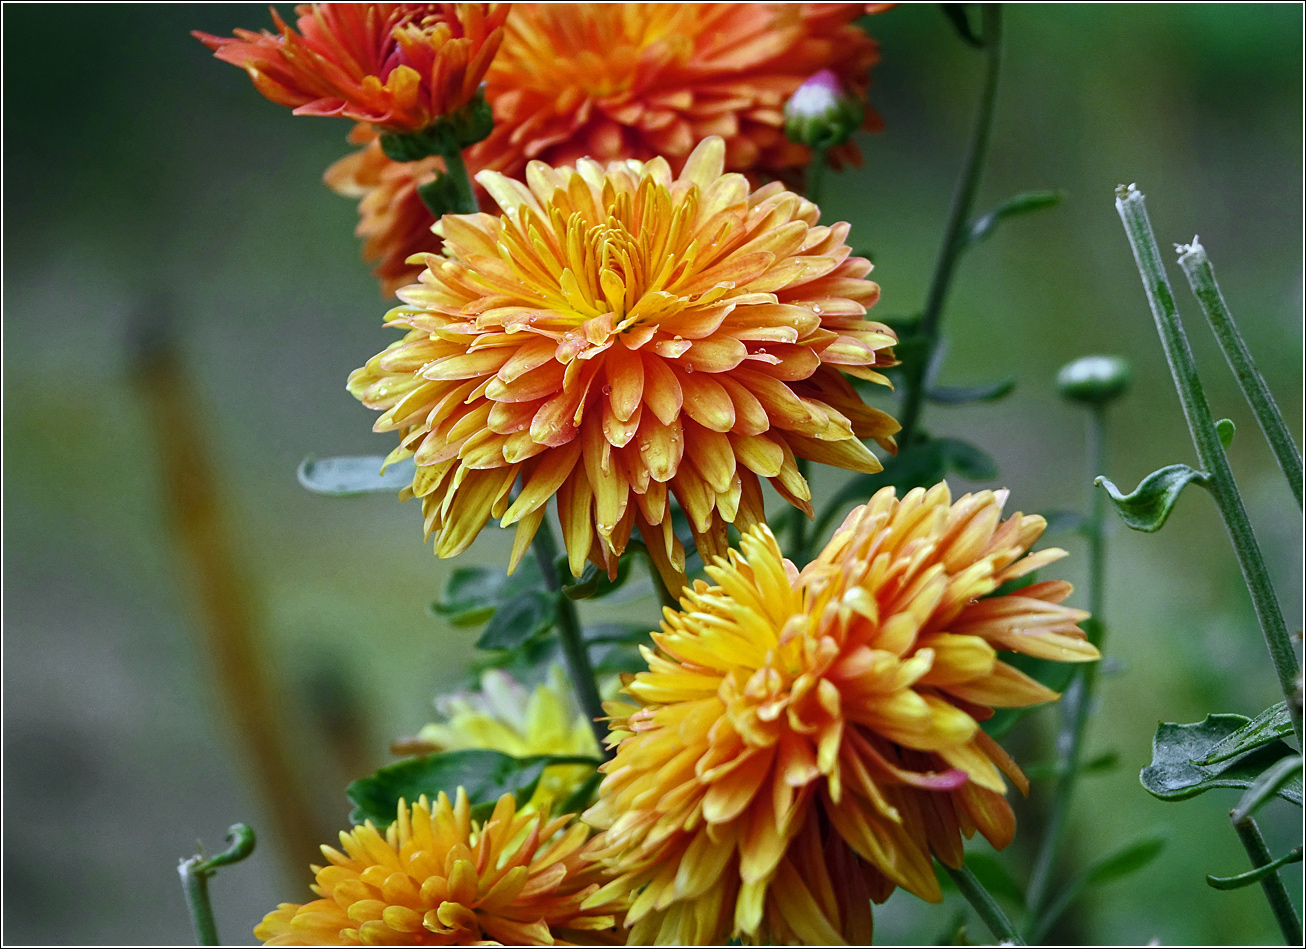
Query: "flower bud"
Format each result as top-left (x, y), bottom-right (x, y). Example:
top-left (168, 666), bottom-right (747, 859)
top-left (1056, 355), bottom-right (1133, 406)
top-left (784, 69), bottom-right (864, 150)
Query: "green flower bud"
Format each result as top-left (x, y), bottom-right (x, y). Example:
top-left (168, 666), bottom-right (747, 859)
top-left (1056, 355), bottom-right (1133, 406)
top-left (783, 70), bottom-right (864, 150)
top-left (380, 85), bottom-right (494, 162)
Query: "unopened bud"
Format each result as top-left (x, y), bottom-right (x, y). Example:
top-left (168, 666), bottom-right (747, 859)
top-left (784, 70), bottom-right (864, 150)
top-left (1056, 355), bottom-right (1133, 406)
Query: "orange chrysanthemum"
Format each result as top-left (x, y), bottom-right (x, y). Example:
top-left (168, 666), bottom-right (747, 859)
top-left (477, 3), bottom-right (882, 179)
top-left (255, 791), bottom-right (624, 946)
top-left (582, 484), bottom-right (1099, 945)
top-left (324, 3), bottom-right (886, 295)
top-left (196, 3), bottom-right (508, 133)
top-left (347, 136), bottom-right (899, 589)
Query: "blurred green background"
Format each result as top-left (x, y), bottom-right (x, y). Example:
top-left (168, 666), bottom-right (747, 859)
top-left (3, 3), bottom-right (1301, 945)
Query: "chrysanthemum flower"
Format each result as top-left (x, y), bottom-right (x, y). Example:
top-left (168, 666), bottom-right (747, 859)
top-left (256, 790), bottom-right (624, 946)
top-left (477, 3), bottom-right (882, 179)
top-left (195, 3), bottom-right (509, 133)
top-left (347, 136), bottom-right (898, 590)
top-left (398, 667), bottom-right (602, 813)
top-left (582, 484), bottom-right (1098, 944)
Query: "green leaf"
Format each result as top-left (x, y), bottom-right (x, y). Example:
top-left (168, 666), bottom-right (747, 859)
top-left (964, 852), bottom-right (1025, 908)
top-left (927, 376), bottom-right (1016, 405)
top-left (1195, 702), bottom-right (1295, 765)
top-left (1216, 417), bottom-right (1236, 450)
top-left (937, 438), bottom-right (998, 481)
top-left (1140, 714), bottom-right (1303, 805)
top-left (965, 191), bottom-right (1064, 248)
top-left (939, 4), bottom-right (984, 47)
top-left (583, 623), bottom-right (653, 645)
top-left (1207, 846), bottom-right (1304, 890)
top-left (1097, 464), bottom-right (1209, 532)
top-left (1232, 755), bottom-right (1304, 823)
top-left (475, 590), bottom-right (556, 650)
top-left (431, 560), bottom-right (545, 627)
top-left (1032, 837), bottom-right (1166, 941)
top-left (297, 456), bottom-right (415, 496)
top-left (346, 750), bottom-right (600, 826)
top-left (562, 555), bottom-right (634, 600)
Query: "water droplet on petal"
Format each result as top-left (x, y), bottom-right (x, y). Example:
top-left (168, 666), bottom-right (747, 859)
top-left (757, 347), bottom-right (767, 355)
top-left (602, 384), bottom-right (613, 395)
top-left (684, 364), bottom-right (694, 373)
top-left (812, 304), bottom-right (823, 314)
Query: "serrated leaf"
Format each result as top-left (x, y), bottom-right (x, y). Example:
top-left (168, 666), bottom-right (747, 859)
top-left (297, 456), bottom-right (415, 496)
top-left (1032, 837), bottom-right (1165, 941)
top-left (1195, 702), bottom-right (1294, 765)
top-left (475, 590), bottom-right (556, 650)
top-left (1140, 714), bottom-right (1303, 804)
top-left (1097, 464), bottom-right (1209, 532)
top-left (431, 561), bottom-right (545, 627)
top-left (345, 750), bottom-right (599, 826)
top-left (966, 190), bottom-right (1064, 248)
top-left (927, 376), bottom-right (1017, 405)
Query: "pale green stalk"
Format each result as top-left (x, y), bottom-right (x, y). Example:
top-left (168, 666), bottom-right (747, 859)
top-left (1115, 185), bottom-right (1301, 747)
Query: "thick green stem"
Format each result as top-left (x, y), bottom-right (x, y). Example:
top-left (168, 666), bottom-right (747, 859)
top-left (439, 145), bottom-right (479, 215)
top-left (1115, 186), bottom-right (1302, 748)
top-left (944, 862), bottom-right (1026, 946)
top-left (1176, 242), bottom-right (1304, 509)
top-left (178, 824), bottom-right (256, 947)
top-left (1026, 405), bottom-right (1109, 919)
top-left (531, 520), bottom-right (612, 755)
top-left (896, 4), bottom-right (1003, 449)
top-left (793, 457), bottom-right (812, 561)
top-left (1233, 816), bottom-right (1303, 945)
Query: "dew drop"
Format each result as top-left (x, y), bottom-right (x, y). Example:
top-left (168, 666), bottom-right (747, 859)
top-left (602, 384), bottom-right (613, 395)
top-left (757, 347), bottom-right (767, 355)
top-left (812, 304), bottom-right (823, 314)
top-left (673, 335), bottom-right (683, 341)
top-left (684, 364), bottom-right (694, 373)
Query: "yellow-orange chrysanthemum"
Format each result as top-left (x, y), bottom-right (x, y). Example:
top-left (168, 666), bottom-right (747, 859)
top-left (256, 791), bottom-right (624, 946)
top-left (196, 3), bottom-right (508, 133)
top-left (582, 484), bottom-right (1099, 945)
top-left (347, 136), bottom-right (898, 589)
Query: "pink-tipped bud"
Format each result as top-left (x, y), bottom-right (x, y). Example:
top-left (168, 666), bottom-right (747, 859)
top-left (783, 69), bottom-right (864, 150)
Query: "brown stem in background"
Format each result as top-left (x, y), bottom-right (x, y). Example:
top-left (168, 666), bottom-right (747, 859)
top-left (131, 300), bottom-right (327, 874)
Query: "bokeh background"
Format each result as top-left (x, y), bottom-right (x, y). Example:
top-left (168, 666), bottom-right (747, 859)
top-left (3, 3), bottom-right (1302, 945)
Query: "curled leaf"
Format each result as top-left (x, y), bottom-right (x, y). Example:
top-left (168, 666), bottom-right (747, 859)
top-left (1140, 714), bottom-right (1302, 804)
top-left (927, 376), bottom-right (1017, 405)
top-left (1096, 464), bottom-right (1209, 532)
top-left (966, 190), bottom-right (1064, 248)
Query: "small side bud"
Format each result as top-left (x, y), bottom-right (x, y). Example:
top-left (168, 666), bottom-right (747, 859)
top-left (1056, 355), bottom-right (1133, 406)
top-left (784, 69), bottom-right (864, 150)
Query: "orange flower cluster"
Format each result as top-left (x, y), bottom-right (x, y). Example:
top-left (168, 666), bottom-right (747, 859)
top-left (196, 3), bottom-right (508, 133)
top-left (256, 791), bottom-right (624, 946)
top-left (322, 2), bottom-right (885, 294)
top-left (347, 137), bottom-right (898, 590)
top-left (584, 487), bottom-right (1099, 944)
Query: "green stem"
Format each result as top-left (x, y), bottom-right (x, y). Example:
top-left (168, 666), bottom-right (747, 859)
top-left (1025, 404), bottom-right (1109, 919)
top-left (896, 4), bottom-right (1003, 450)
top-left (531, 519), bottom-right (612, 755)
top-left (807, 146), bottom-right (828, 214)
top-left (178, 824), bottom-right (256, 947)
top-left (943, 862), bottom-right (1026, 946)
top-left (1115, 186), bottom-right (1302, 748)
top-left (1176, 241), bottom-right (1304, 509)
top-left (1233, 816), bottom-right (1303, 945)
top-left (440, 144), bottom-right (479, 215)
